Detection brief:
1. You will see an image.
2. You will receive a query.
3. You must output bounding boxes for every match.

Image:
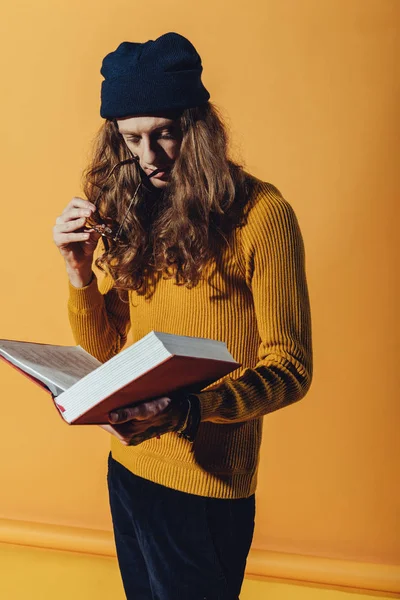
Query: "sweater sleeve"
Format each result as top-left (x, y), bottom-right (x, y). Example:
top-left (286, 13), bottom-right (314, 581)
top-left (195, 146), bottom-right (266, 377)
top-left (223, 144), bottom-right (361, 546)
top-left (67, 272), bottom-right (131, 363)
top-left (194, 182), bottom-right (313, 423)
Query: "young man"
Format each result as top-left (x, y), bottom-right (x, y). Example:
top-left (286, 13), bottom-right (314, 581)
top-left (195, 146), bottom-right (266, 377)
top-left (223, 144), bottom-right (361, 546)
top-left (53, 32), bottom-right (313, 600)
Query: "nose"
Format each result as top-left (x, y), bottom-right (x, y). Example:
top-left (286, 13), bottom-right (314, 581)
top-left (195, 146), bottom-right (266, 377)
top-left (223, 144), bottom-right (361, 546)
top-left (141, 137), bottom-right (157, 167)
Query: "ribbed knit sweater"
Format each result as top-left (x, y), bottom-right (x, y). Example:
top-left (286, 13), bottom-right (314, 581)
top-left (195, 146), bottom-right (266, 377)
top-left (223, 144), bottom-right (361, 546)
top-left (67, 176), bottom-right (313, 499)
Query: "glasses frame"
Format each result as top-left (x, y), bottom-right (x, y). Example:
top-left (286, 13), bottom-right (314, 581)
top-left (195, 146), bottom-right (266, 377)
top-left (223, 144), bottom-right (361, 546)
top-left (84, 158), bottom-right (162, 249)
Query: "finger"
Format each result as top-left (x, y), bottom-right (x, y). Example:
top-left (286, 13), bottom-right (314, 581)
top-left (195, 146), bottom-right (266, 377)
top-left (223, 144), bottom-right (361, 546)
top-left (85, 230), bottom-right (102, 241)
top-left (56, 207), bottom-right (95, 225)
top-left (130, 397), bottom-right (171, 421)
top-left (53, 217), bottom-right (88, 233)
top-left (53, 231), bottom-right (92, 246)
top-left (62, 197), bottom-right (97, 214)
top-left (109, 397), bottom-right (171, 424)
top-left (121, 424), bottom-right (167, 446)
top-left (103, 415), bottom-right (174, 446)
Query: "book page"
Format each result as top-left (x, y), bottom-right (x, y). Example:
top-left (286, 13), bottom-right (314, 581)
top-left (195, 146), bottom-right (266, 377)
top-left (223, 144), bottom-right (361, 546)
top-left (0, 340), bottom-right (101, 395)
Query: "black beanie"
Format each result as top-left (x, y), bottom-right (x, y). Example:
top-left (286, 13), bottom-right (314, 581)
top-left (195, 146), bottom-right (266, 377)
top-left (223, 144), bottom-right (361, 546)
top-left (100, 32), bottom-right (210, 119)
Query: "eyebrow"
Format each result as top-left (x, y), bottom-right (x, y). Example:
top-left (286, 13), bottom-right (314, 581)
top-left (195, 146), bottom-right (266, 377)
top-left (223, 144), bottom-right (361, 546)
top-left (119, 124), bottom-right (175, 136)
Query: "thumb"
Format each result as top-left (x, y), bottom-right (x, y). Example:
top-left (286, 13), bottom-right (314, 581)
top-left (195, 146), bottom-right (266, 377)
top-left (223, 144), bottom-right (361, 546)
top-left (85, 230), bottom-right (101, 245)
top-left (83, 231), bottom-right (101, 254)
top-left (109, 397), bottom-right (172, 424)
top-left (109, 407), bottom-right (133, 424)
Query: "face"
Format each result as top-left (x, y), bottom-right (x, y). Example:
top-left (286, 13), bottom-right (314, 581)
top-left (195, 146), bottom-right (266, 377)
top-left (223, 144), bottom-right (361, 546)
top-left (116, 115), bottom-right (183, 189)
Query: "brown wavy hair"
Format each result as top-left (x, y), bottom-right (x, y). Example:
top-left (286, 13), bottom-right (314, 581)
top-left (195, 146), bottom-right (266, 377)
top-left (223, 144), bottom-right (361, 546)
top-left (82, 102), bottom-right (254, 298)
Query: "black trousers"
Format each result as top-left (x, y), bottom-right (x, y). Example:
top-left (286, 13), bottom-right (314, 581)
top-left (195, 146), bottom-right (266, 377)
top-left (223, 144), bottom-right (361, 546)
top-left (107, 452), bottom-right (256, 600)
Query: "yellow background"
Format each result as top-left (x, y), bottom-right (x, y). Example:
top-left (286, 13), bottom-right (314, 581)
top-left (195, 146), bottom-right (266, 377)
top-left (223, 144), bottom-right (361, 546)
top-left (0, 0), bottom-right (399, 594)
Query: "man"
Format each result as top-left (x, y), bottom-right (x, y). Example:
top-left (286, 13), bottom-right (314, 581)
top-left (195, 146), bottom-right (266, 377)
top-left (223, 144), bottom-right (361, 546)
top-left (53, 32), bottom-right (313, 600)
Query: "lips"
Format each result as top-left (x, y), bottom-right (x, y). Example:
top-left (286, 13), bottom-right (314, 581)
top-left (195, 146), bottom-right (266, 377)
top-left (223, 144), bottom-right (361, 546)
top-left (150, 170), bottom-right (170, 180)
top-left (145, 166), bottom-right (171, 178)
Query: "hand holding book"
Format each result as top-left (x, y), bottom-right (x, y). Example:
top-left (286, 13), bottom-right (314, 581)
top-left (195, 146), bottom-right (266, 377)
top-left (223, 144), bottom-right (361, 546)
top-left (103, 393), bottom-right (201, 446)
top-left (0, 331), bottom-right (232, 443)
top-left (101, 395), bottom-right (183, 446)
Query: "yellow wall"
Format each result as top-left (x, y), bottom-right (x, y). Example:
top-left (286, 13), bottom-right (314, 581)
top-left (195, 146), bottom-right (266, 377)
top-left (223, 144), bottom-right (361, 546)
top-left (0, 0), bottom-right (399, 584)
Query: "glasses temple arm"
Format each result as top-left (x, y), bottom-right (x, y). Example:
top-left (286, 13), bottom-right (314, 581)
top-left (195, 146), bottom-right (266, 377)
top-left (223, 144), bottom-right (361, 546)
top-left (113, 181), bottom-right (142, 241)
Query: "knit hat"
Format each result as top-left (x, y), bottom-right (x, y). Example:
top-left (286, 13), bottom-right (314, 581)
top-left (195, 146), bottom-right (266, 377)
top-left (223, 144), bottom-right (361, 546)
top-left (100, 32), bottom-right (210, 119)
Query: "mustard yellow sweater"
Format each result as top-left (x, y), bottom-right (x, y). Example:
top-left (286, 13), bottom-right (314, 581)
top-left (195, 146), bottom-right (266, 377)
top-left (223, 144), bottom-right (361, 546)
top-left (68, 177), bottom-right (313, 499)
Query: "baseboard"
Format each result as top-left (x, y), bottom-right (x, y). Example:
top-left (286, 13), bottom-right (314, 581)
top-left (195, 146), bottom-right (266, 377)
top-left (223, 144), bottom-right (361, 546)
top-left (0, 518), bottom-right (398, 595)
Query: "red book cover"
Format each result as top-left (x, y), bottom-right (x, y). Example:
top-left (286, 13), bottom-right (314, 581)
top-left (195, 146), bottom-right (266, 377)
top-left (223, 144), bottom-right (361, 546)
top-left (70, 354), bottom-right (238, 424)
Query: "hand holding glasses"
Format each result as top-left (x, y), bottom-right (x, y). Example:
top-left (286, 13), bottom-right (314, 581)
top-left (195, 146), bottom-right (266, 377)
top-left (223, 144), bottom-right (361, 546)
top-left (53, 157), bottom-right (162, 288)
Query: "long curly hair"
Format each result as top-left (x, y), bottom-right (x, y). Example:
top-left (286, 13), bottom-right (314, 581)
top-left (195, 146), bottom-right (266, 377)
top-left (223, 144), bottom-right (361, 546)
top-left (82, 102), bottom-right (254, 298)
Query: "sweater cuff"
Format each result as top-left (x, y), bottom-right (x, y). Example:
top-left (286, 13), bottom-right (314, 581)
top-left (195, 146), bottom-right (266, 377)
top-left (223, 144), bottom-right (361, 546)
top-left (193, 390), bottom-right (221, 422)
top-left (68, 273), bottom-right (104, 313)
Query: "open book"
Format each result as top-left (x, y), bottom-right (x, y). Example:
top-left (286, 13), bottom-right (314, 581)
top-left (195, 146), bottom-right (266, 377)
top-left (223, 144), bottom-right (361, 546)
top-left (0, 331), bottom-right (239, 425)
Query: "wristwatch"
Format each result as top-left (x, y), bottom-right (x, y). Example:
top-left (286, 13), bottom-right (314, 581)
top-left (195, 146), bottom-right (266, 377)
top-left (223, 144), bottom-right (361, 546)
top-left (175, 394), bottom-right (201, 443)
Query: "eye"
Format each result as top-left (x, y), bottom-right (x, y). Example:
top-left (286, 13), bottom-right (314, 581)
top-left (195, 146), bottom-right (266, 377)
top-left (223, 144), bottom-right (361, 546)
top-left (124, 130), bottom-right (177, 144)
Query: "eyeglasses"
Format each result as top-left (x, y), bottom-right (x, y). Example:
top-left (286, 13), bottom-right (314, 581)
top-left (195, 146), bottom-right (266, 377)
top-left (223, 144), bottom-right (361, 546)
top-left (84, 158), bottom-right (162, 247)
